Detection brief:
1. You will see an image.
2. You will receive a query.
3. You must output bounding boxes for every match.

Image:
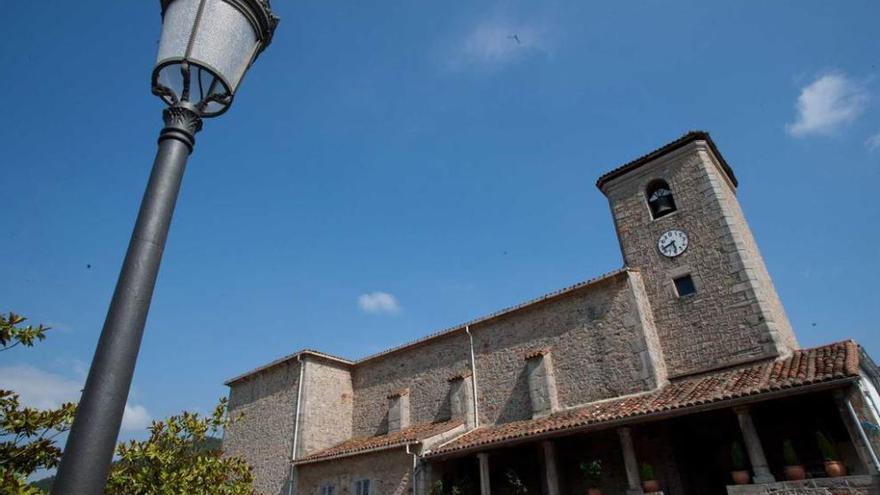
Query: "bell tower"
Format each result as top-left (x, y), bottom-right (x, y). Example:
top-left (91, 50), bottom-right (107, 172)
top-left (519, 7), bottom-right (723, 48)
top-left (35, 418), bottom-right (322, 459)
top-left (597, 132), bottom-right (798, 378)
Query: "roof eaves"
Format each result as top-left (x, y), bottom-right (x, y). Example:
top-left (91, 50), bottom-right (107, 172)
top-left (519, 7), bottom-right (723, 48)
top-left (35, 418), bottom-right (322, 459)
top-left (595, 131), bottom-right (738, 191)
top-left (293, 441), bottom-right (414, 466)
top-left (426, 376), bottom-right (857, 459)
top-left (224, 348), bottom-right (353, 386)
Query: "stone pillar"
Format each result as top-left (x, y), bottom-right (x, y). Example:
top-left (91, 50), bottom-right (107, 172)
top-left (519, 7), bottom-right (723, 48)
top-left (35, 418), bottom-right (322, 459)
top-left (525, 350), bottom-right (559, 419)
top-left (618, 427), bottom-right (643, 495)
top-left (414, 460), bottom-right (432, 495)
top-left (834, 388), bottom-right (880, 475)
top-left (734, 406), bottom-right (775, 483)
top-left (449, 372), bottom-right (475, 429)
top-left (478, 453), bottom-right (491, 495)
top-left (541, 441), bottom-right (561, 495)
top-left (387, 389), bottom-right (411, 432)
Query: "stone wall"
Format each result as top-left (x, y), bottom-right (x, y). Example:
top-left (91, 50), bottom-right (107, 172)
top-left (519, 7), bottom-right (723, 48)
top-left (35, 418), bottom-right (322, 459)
top-left (601, 140), bottom-right (798, 377)
top-left (351, 332), bottom-right (471, 437)
top-left (224, 361), bottom-right (301, 495)
top-left (298, 357), bottom-right (353, 458)
top-left (472, 271), bottom-right (665, 425)
top-left (296, 449), bottom-right (413, 495)
top-left (725, 475), bottom-right (880, 494)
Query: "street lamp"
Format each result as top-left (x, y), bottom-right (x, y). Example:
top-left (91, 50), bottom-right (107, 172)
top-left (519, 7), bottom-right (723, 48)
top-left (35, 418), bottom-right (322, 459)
top-left (51, 1), bottom-right (278, 494)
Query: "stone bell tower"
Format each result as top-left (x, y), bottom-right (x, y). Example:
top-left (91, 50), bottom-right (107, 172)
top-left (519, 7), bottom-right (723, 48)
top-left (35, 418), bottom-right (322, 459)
top-left (597, 132), bottom-right (798, 378)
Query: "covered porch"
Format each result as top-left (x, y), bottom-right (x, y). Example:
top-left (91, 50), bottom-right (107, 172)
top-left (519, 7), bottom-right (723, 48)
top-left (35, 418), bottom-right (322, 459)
top-left (422, 342), bottom-right (880, 495)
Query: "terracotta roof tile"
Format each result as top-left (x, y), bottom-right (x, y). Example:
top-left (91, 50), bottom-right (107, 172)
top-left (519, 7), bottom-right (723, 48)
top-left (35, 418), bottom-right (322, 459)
top-left (295, 419), bottom-right (463, 465)
top-left (428, 341), bottom-right (859, 457)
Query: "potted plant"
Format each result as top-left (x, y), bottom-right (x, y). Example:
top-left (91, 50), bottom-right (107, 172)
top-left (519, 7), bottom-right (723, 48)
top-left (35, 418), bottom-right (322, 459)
top-left (505, 468), bottom-right (528, 494)
top-left (579, 459), bottom-right (602, 495)
top-left (640, 463), bottom-right (660, 493)
top-left (817, 431), bottom-right (846, 477)
top-left (782, 439), bottom-right (806, 481)
top-left (730, 440), bottom-right (750, 485)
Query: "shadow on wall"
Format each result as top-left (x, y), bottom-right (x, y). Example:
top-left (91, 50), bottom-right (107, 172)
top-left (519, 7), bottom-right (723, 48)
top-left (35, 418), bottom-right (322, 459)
top-left (433, 389), bottom-right (454, 424)
top-left (495, 365), bottom-right (533, 424)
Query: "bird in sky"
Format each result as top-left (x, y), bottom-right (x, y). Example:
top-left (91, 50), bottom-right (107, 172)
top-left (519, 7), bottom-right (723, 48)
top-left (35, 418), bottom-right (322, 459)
top-left (507, 34), bottom-right (520, 44)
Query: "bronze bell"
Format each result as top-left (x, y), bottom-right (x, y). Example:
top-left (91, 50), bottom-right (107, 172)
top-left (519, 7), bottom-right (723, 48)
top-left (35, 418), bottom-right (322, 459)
top-left (651, 192), bottom-right (676, 216)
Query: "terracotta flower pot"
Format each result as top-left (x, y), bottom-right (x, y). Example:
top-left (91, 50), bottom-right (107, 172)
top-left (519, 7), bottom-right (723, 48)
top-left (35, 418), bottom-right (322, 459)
top-left (824, 460), bottom-right (845, 478)
top-left (642, 480), bottom-right (660, 493)
top-left (784, 465), bottom-right (806, 481)
top-left (731, 470), bottom-right (750, 485)
top-left (587, 488), bottom-right (601, 495)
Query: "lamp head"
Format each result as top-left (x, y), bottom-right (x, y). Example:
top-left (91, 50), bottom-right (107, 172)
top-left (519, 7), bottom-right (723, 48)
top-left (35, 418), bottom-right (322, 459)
top-left (153, 0), bottom-right (279, 117)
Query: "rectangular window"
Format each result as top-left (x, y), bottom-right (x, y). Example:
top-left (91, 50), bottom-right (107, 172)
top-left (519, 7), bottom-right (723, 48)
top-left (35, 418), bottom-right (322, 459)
top-left (673, 274), bottom-right (697, 297)
top-left (320, 484), bottom-right (335, 495)
top-left (354, 479), bottom-right (371, 495)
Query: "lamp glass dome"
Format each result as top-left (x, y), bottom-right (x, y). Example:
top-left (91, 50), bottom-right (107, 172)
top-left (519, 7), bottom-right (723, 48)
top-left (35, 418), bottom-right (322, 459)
top-left (153, 0), bottom-right (276, 117)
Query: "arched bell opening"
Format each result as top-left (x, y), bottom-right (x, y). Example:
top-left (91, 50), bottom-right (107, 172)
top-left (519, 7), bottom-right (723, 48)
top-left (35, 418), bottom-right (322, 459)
top-left (646, 179), bottom-right (677, 219)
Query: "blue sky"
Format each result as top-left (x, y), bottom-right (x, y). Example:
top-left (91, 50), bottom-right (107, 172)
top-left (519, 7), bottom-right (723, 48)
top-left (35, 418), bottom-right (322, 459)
top-left (1, 0), bottom-right (878, 443)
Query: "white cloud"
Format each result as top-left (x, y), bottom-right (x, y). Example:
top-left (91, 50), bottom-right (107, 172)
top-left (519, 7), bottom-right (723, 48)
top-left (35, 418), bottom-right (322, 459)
top-left (866, 132), bottom-right (880, 151)
top-left (121, 404), bottom-right (152, 431)
top-left (447, 18), bottom-right (550, 71)
top-left (358, 292), bottom-right (401, 315)
top-left (786, 72), bottom-right (869, 137)
top-left (0, 365), bottom-right (81, 410)
top-left (0, 364), bottom-right (151, 431)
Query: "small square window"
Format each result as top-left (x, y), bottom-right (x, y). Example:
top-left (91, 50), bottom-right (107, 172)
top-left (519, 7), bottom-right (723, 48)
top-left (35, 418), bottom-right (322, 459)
top-left (674, 275), bottom-right (697, 297)
top-left (320, 484), bottom-right (336, 495)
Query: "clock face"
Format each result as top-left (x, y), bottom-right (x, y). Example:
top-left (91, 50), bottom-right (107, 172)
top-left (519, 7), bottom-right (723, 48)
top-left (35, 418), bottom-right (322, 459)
top-left (658, 229), bottom-right (688, 258)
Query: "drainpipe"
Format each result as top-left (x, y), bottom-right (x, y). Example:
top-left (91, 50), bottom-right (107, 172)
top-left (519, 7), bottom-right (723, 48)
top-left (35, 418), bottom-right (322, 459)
top-left (465, 325), bottom-right (480, 428)
top-left (406, 443), bottom-right (418, 494)
top-left (287, 355), bottom-right (306, 495)
top-left (844, 397), bottom-right (880, 472)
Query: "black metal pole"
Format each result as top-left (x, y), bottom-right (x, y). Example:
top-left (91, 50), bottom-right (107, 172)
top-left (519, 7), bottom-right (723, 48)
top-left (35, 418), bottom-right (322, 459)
top-left (51, 104), bottom-right (202, 495)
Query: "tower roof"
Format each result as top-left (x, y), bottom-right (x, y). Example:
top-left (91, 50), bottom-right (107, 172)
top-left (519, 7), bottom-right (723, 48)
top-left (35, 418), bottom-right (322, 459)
top-left (596, 131), bottom-right (738, 190)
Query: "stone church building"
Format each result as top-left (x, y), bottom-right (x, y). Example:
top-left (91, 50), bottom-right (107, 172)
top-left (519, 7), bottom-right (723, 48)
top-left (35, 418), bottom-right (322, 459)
top-left (223, 132), bottom-right (880, 495)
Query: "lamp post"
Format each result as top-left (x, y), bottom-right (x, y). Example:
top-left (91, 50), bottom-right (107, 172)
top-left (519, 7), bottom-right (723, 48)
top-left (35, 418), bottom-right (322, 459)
top-left (51, 1), bottom-right (278, 493)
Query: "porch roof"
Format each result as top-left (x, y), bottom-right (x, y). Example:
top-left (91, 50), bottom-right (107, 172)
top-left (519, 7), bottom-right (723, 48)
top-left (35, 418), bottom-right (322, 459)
top-left (426, 341), bottom-right (860, 458)
top-left (294, 419), bottom-right (463, 465)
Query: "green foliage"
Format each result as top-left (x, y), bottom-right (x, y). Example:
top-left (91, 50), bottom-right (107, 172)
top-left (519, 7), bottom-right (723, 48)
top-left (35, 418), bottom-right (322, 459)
top-left (639, 463), bottom-right (655, 481)
top-left (504, 468), bottom-right (528, 494)
top-left (430, 475), bottom-right (473, 495)
top-left (816, 431), bottom-right (839, 461)
top-left (730, 441), bottom-right (747, 470)
top-left (0, 313), bottom-right (76, 494)
top-left (579, 459), bottom-right (602, 488)
top-left (105, 398), bottom-right (257, 495)
top-left (782, 439), bottom-right (800, 466)
top-left (0, 312), bottom-right (49, 352)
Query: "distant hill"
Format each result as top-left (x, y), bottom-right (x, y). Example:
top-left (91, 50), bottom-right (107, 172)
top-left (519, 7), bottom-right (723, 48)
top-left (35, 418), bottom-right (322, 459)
top-left (29, 437), bottom-right (223, 493)
top-left (30, 476), bottom-right (54, 492)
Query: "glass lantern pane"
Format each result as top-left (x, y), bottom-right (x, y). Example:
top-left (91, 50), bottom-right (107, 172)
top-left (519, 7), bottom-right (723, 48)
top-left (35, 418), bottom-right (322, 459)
top-left (188, 0), bottom-right (259, 93)
top-left (156, 63), bottom-right (186, 100)
top-left (156, 0), bottom-right (201, 64)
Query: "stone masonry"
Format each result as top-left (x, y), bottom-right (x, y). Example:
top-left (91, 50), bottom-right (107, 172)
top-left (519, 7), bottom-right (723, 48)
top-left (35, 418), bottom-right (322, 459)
top-left (599, 139), bottom-right (798, 377)
top-left (725, 475), bottom-right (880, 495)
top-left (224, 360), bottom-right (300, 495)
top-left (297, 356), bottom-right (353, 458)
